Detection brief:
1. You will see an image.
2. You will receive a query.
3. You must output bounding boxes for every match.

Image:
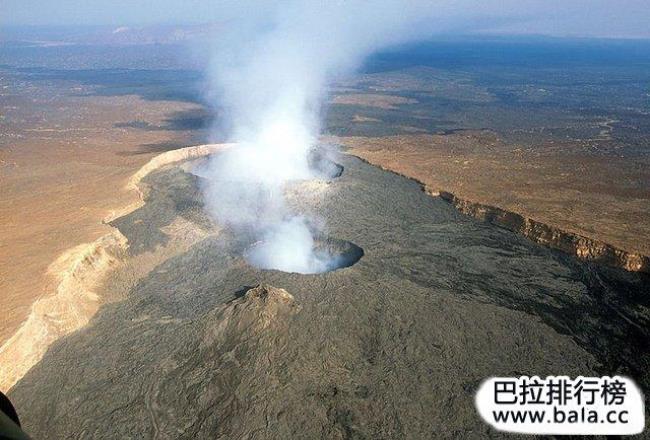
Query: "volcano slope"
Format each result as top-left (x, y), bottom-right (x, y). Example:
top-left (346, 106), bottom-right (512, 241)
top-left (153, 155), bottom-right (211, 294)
top-left (9, 151), bottom-right (650, 439)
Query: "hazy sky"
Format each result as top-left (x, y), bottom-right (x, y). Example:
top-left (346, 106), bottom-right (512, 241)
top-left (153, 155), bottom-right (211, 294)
top-left (2, 0), bottom-right (650, 39)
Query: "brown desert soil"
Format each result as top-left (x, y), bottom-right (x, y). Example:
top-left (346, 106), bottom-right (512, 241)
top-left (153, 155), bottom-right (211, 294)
top-left (340, 131), bottom-right (650, 260)
top-left (0, 93), bottom-right (201, 347)
top-left (0, 140), bottom-right (228, 391)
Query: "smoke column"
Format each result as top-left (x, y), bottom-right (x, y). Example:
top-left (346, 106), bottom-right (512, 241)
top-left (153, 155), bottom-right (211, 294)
top-left (200, 1), bottom-right (457, 273)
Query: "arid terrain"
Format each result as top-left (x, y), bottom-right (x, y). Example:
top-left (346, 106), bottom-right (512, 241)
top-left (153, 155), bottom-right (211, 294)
top-left (9, 152), bottom-right (649, 438)
top-left (1, 32), bottom-right (649, 438)
top-left (0, 60), bottom-right (205, 346)
top-left (326, 43), bottom-right (650, 263)
top-left (341, 130), bottom-right (650, 266)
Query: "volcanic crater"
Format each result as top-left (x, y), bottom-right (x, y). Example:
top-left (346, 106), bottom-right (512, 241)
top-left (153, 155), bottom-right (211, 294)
top-left (245, 236), bottom-right (364, 274)
top-left (8, 147), bottom-right (650, 439)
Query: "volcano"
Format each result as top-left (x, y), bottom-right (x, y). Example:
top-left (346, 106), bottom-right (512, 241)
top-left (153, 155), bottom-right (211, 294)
top-left (8, 149), bottom-right (650, 439)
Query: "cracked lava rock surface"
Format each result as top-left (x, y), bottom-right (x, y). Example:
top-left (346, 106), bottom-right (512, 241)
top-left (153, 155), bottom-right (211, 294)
top-left (9, 152), bottom-right (650, 439)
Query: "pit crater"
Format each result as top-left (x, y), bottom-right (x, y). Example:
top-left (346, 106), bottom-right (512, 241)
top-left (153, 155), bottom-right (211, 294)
top-left (245, 237), bottom-right (364, 274)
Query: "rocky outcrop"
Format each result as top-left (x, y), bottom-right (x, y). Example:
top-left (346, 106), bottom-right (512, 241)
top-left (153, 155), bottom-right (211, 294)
top-left (126, 143), bottom-right (233, 191)
top-left (103, 143), bottom-right (233, 224)
top-left (0, 230), bottom-right (127, 391)
top-left (227, 284), bottom-right (299, 330)
top-left (350, 152), bottom-right (648, 273)
top-left (144, 284), bottom-right (301, 439)
top-left (439, 191), bottom-right (649, 273)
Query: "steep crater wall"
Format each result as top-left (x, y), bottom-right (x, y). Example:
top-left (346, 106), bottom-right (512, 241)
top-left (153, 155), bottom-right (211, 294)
top-left (439, 191), bottom-right (649, 273)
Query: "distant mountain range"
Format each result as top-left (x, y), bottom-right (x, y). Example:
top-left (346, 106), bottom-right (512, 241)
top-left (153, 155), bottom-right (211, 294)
top-left (0, 24), bottom-right (220, 46)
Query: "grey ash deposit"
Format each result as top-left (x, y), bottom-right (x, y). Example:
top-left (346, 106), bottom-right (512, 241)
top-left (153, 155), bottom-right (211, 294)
top-left (9, 152), bottom-right (650, 439)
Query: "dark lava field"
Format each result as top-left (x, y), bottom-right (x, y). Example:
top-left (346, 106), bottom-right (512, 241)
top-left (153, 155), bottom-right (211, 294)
top-left (9, 151), bottom-right (650, 439)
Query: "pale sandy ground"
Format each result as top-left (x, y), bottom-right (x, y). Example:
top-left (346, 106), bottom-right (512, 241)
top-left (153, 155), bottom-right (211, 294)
top-left (0, 140), bottom-right (228, 391)
top-left (341, 131), bottom-right (650, 257)
top-left (0, 92), bottom-right (201, 347)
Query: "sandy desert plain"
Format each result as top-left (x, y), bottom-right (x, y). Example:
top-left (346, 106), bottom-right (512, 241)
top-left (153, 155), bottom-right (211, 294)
top-left (1, 34), bottom-right (650, 438)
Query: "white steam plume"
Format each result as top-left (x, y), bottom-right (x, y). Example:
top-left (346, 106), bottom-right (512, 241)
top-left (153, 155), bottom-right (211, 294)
top-left (200, 1), bottom-right (455, 273)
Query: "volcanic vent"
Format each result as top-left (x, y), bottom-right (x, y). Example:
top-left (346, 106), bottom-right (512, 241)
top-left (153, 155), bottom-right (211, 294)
top-left (243, 150), bottom-right (361, 274)
top-left (246, 235), bottom-right (364, 274)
